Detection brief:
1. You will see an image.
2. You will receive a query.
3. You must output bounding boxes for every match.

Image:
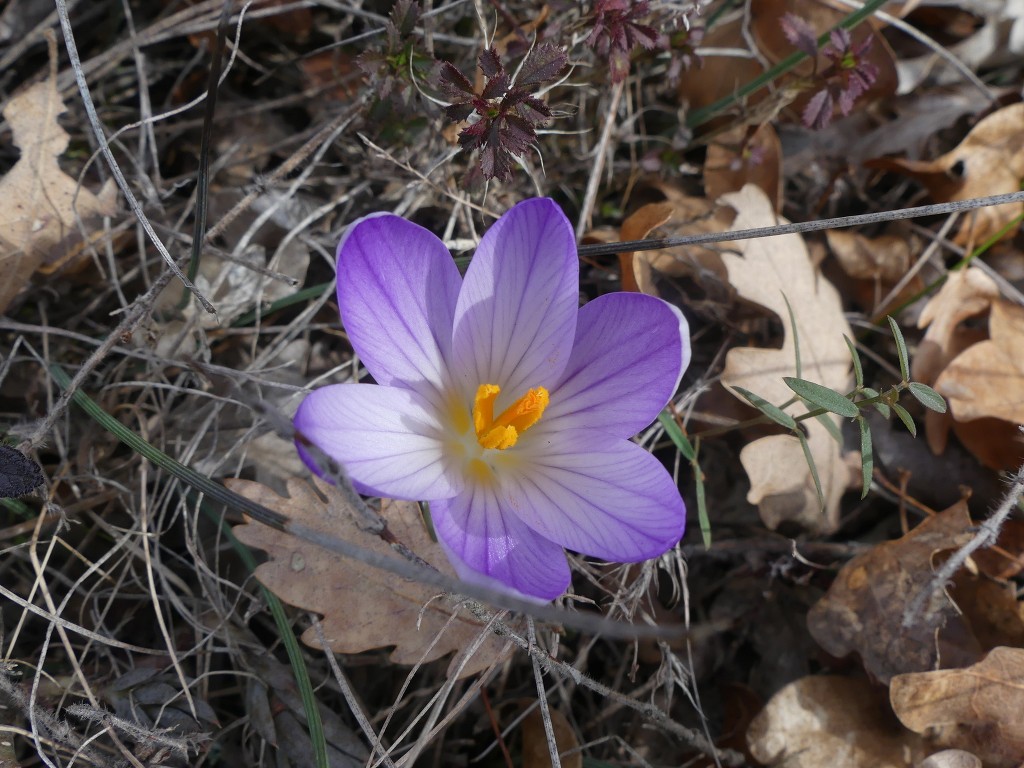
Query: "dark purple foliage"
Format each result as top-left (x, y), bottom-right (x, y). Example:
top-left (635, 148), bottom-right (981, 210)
top-left (664, 23), bottom-right (704, 87)
top-left (780, 15), bottom-right (880, 130)
top-left (780, 12), bottom-right (818, 58)
top-left (438, 44), bottom-right (568, 182)
top-left (356, 0), bottom-right (432, 114)
top-left (586, 0), bottom-right (659, 83)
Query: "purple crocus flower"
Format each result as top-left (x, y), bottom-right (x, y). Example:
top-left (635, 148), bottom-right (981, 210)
top-left (294, 198), bottom-right (690, 601)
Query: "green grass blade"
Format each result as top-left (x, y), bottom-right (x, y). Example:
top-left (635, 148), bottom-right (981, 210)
top-left (658, 410), bottom-right (696, 462)
top-left (783, 293), bottom-right (802, 380)
top-left (232, 281), bottom-right (333, 327)
top-left (49, 365), bottom-right (330, 768)
top-left (695, 458), bottom-right (710, 549)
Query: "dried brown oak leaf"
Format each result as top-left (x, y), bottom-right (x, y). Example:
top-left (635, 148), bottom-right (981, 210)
top-left (826, 227), bottom-right (923, 312)
top-left (719, 185), bottom-right (852, 533)
top-left (617, 186), bottom-right (736, 295)
top-left (935, 299), bottom-right (1024, 427)
top-left (891, 646), bottom-right (1024, 768)
top-left (915, 267), bottom-right (1024, 470)
top-left (747, 675), bottom-right (926, 768)
top-left (807, 501), bottom-right (982, 684)
top-left (0, 78), bottom-right (117, 312)
top-left (868, 103), bottom-right (1024, 246)
top-left (230, 477), bottom-right (512, 679)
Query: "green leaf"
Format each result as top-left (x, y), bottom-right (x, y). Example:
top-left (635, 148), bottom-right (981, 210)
top-left (695, 461), bottom-right (711, 549)
top-left (861, 386), bottom-right (890, 419)
top-left (892, 402), bottom-right (917, 436)
top-left (908, 382), bottom-right (947, 413)
top-left (887, 316), bottom-right (910, 382)
top-left (797, 431), bottom-right (825, 510)
top-left (858, 417), bottom-right (873, 499)
top-left (658, 410), bottom-right (695, 461)
top-left (783, 293), bottom-right (802, 380)
top-left (815, 412), bottom-right (843, 445)
top-left (844, 335), bottom-right (864, 388)
top-left (783, 377), bottom-right (860, 418)
top-left (732, 386), bottom-right (798, 429)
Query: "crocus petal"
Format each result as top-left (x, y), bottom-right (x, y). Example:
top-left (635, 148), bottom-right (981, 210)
top-left (430, 486), bottom-right (571, 601)
top-left (294, 384), bottom-right (461, 500)
top-left (505, 429), bottom-right (685, 562)
top-left (542, 293), bottom-right (690, 438)
top-left (337, 214), bottom-right (462, 403)
top-left (452, 199), bottom-right (578, 404)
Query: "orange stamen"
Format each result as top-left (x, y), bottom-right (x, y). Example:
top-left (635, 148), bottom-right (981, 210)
top-left (472, 384), bottom-right (549, 450)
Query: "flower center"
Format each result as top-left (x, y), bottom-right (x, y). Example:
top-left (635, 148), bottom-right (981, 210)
top-left (472, 384), bottom-right (549, 450)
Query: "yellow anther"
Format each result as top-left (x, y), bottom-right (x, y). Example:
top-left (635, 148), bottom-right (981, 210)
top-left (472, 384), bottom-right (549, 450)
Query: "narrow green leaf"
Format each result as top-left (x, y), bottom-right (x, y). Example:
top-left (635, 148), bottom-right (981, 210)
top-left (908, 382), bottom-right (947, 413)
top-left (658, 410), bottom-right (695, 461)
top-left (844, 335), bottom-right (864, 388)
top-left (815, 412), bottom-right (843, 445)
top-left (861, 386), bottom-right (890, 419)
top-left (892, 402), bottom-right (917, 436)
top-left (50, 366), bottom-right (331, 768)
top-left (887, 316), bottom-right (910, 382)
top-left (783, 377), bottom-right (860, 418)
top-left (695, 461), bottom-right (711, 549)
top-left (782, 293), bottom-right (802, 380)
top-left (732, 386), bottom-right (798, 429)
top-left (858, 417), bottom-right (873, 499)
top-left (232, 281), bottom-right (332, 327)
top-left (797, 432), bottom-right (825, 510)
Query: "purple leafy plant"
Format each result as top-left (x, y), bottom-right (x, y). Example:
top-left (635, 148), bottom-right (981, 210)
top-left (780, 13), bottom-right (880, 130)
top-left (356, 0), bottom-right (434, 122)
top-left (586, 0), bottom-right (660, 83)
top-left (437, 45), bottom-right (568, 183)
top-left (293, 199), bottom-right (691, 601)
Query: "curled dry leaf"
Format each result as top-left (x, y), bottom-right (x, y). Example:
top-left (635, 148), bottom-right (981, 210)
top-left (0, 79), bottom-right (118, 312)
top-left (826, 229), bottom-right (914, 283)
top-left (891, 646), bottom-right (1024, 768)
top-left (230, 477), bottom-right (513, 679)
top-left (617, 188), bottom-right (735, 295)
top-left (806, 501), bottom-right (981, 684)
top-left (868, 103), bottom-right (1024, 246)
top-left (719, 185), bottom-right (852, 533)
top-left (746, 675), bottom-right (926, 768)
top-left (826, 228), bottom-right (923, 312)
top-left (934, 299), bottom-right (1024, 426)
top-left (914, 267), bottom-right (1024, 470)
top-left (913, 268), bottom-right (998, 389)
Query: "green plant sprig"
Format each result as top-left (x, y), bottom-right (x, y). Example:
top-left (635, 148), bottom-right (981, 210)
top-left (679, 317), bottom-right (945, 508)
